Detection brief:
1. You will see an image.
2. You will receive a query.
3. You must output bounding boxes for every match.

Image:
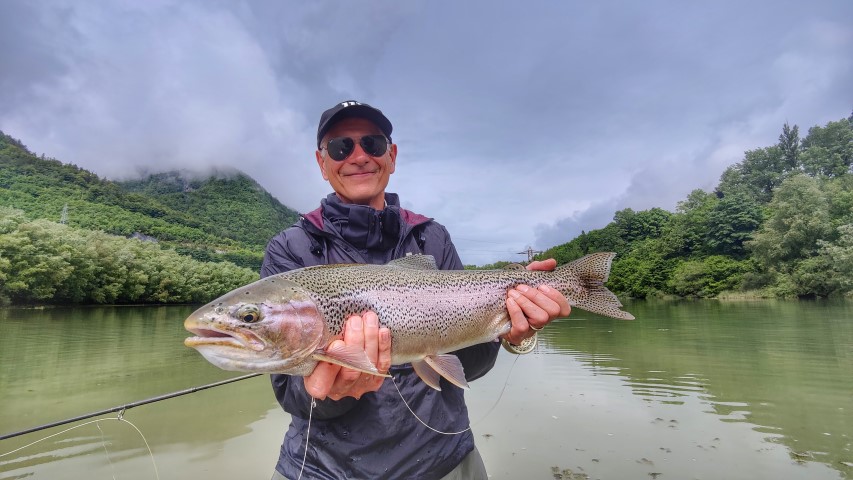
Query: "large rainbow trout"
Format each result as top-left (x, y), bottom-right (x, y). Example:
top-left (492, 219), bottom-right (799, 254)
top-left (184, 252), bottom-right (634, 390)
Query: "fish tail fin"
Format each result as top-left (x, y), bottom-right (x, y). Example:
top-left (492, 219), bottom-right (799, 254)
top-left (557, 252), bottom-right (635, 320)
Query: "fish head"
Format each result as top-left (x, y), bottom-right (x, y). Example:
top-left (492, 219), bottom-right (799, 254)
top-left (184, 276), bottom-right (325, 374)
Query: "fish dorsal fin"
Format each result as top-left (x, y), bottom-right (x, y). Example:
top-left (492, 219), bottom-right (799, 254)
top-left (502, 263), bottom-right (526, 271)
top-left (387, 254), bottom-right (438, 270)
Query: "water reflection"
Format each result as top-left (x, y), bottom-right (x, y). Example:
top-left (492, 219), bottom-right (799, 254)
top-left (1, 301), bottom-right (852, 479)
top-left (529, 299), bottom-right (853, 478)
top-left (0, 306), bottom-right (282, 479)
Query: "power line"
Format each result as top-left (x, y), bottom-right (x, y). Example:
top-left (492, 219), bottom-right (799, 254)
top-left (516, 246), bottom-right (542, 263)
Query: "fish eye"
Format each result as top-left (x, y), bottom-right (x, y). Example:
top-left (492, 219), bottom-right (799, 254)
top-left (236, 304), bottom-right (262, 323)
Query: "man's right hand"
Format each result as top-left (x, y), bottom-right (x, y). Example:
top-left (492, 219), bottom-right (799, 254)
top-left (303, 311), bottom-right (391, 401)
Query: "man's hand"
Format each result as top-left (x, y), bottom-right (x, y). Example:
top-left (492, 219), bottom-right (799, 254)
top-left (303, 311), bottom-right (391, 401)
top-left (503, 258), bottom-right (571, 346)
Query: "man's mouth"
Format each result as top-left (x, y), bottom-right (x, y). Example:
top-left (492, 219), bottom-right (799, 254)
top-left (343, 170), bottom-right (377, 177)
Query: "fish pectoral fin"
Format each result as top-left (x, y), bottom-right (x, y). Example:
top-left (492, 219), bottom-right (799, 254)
top-left (412, 361), bottom-right (443, 391)
top-left (424, 354), bottom-right (470, 390)
top-left (312, 345), bottom-right (391, 377)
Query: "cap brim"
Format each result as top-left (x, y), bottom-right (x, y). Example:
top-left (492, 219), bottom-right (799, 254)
top-left (317, 105), bottom-right (393, 148)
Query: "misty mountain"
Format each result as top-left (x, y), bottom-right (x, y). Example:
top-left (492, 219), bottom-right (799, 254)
top-left (0, 131), bottom-right (299, 270)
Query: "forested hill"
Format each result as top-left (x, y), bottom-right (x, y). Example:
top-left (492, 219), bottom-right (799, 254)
top-left (0, 132), bottom-right (299, 270)
top-left (536, 115), bottom-right (853, 299)
top-left (117, 169), bottom-right (299, 250)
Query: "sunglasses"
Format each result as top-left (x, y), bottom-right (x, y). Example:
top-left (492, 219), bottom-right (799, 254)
top-left (321, 135), bottom-right (389, 161)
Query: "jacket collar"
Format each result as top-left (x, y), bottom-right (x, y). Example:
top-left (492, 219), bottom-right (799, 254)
top-left (302, 192), bottom-right (431, 233)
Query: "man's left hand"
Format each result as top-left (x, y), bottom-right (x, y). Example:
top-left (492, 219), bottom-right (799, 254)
top-left (502, 258), bottom-right (571, 345)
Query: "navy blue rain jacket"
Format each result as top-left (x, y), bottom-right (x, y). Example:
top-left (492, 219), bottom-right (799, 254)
top-left (261, 193), bottom-right (500, 480)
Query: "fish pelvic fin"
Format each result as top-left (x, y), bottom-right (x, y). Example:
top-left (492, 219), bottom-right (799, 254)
top-left (312, 344), bottom-right (391, 377)
top-left (412, 354), bottom-right (470, 391)
top-left (558, 252), bottom-right (636, 321)
top-left (412, 360), bottom-right (443, 391)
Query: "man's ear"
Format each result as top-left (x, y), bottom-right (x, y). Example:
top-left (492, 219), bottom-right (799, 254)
top-left (387, 143), bottom-right (397, 174)
top-left (316, 150), bottom-right (329, 181)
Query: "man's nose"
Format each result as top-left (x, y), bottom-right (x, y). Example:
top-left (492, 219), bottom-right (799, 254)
top-left (346, 143), bottom-right (372, 162)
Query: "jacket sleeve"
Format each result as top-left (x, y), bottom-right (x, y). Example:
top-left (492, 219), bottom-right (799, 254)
top-left (263, 227), bottom-right (359, 420)
top-left (261, 229), bottom-right (307, 279)
top-left (426, 223), bottom-right (501, 382)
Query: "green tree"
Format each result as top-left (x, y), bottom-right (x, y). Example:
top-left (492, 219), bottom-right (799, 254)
top-left (658, 189), bottom-right (717, 258)
top-left (799, 119), bottom-right (853, 177)
top-left (778, 122), bottom-right (800, 171)
top-left (612, 208), bottom-right (672, 243)
top-left (705, 192), bottom-right (763, 257)
top-left (608, 238), bottom-right (675, 298)
top-left (669, 256), bottom-right (752, 297)
top-left (748, 175), bottom-right (831, 265)
top-left (717, 145), bottom-right (786, 203)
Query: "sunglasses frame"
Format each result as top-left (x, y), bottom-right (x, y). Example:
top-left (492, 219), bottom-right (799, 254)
top-left (321, 135), bottom-right (390, 161)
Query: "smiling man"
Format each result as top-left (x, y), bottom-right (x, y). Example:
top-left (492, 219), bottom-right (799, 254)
top-left (316, 116), bottom-right (396, 209)
top-left (261, 100), bottom-right (570, 480)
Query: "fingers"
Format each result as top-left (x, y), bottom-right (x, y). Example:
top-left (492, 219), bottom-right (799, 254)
top-left (305, 312), bottom-right (390, 401)
top-left (526, 258), bottom-right (557, 272)
top-left (505, 295), bottom-right (528, 345)
top-left (503, 281), bottom-right (571, 345)
top-left (377, 326), bottom-right (392, 374)
top-left (335, 315), bottom-right (365, 391)
top-left (304, 343), bottom-right (343, 399)
top-left (505, 286), bottom-right (548, 344)
top-left (511, 285), bottom-right (561, 327)
top-left (538, 284), bottom-right (571, 318)
top-left (523, 258), bottom-right (570, 317)
top-left (353, 312), bottom-right (387, 395)
top-left (363, 311), bottom-right (379, 367)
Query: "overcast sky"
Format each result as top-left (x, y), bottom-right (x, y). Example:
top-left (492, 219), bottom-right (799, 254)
top-left (1, 1), bottom-right (851, 265)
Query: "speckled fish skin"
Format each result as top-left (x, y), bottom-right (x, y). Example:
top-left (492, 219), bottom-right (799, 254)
top-left (184, 252), bottom-right (634, 389)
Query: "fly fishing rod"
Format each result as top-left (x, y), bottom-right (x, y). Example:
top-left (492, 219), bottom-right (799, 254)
top-left (0, 373), bottom-right (262, 441)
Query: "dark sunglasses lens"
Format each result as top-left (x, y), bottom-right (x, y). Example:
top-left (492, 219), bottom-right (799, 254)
top-left (327, 137), bottom-right (354, 161)
top-left (360, 135), bottom-right (388, 157)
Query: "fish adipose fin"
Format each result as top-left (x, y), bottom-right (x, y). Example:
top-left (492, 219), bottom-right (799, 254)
top-left (412, 354), bottom-right (470, 391)
top-left (312, 344), bottom-right (392, 377)
top-left (560, 252), bottom-right (636, 320)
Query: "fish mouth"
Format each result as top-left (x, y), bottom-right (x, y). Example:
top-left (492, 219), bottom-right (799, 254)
top-left (184, 326), bottom-right (267, 352)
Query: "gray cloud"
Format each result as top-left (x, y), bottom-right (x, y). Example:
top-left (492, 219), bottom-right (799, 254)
top-left (1, 0), bottom-right (851, 264)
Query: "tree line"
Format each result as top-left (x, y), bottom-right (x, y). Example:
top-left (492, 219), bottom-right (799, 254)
top-left (537, 115), bottom-right (853, 299)
top-left (0, 206), bottom-right (258, 305)
top-left (1, 114), bottom-right (850, 305)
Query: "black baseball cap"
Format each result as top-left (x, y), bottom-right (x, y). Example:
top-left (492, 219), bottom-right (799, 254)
top-left (316, 100), bottom-right (393, 148)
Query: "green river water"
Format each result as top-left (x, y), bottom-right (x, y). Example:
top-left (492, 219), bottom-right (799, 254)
top-left (0, 300), bottom-right (851, 479)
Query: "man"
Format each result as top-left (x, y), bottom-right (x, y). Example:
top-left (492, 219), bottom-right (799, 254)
top-left (261, 100), bottom-right (570, 479)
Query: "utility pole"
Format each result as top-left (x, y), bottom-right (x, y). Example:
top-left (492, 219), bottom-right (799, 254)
top-left (60, 204), bottom-right (68, 225)
top-left (516, 245), bottom-right (542, 263)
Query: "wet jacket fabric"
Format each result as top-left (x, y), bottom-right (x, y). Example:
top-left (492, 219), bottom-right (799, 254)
top-left (261, 193), bottom-right (500, 480)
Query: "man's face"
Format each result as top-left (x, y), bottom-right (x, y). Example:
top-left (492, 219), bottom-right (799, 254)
top-left (316, 117), bottom-right (397, 210)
